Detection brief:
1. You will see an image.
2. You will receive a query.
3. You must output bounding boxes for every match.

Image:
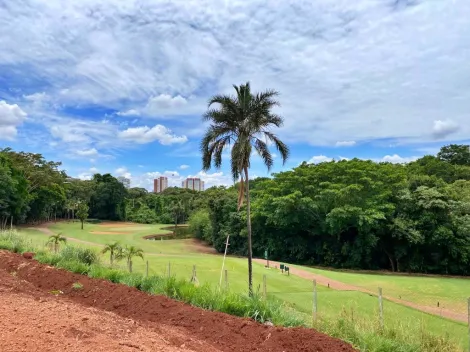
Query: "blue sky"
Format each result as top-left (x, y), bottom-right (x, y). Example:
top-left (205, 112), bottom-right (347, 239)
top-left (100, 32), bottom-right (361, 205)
top-left (1, 0), bottom-right (469, 190)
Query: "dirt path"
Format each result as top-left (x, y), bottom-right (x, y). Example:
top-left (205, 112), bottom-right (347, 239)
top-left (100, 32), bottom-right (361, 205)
top-left (254, 258), bottom-right (466, 323)
top-left (0, 251), bottom-right (356, 352)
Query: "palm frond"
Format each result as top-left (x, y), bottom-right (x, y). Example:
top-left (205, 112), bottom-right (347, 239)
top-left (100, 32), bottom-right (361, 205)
top-left (254, 138), bottom-right (273, 171)
top-left (263, 131), bottom-right (290, 164)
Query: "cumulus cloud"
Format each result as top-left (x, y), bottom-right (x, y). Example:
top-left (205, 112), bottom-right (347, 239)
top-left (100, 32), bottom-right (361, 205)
top-left (115, 167), bottom-right (131, 179)
top-left (76, 148), bottom-right (98, 157)
top-left (89, 167), bottom-right (99, 173)
top-left (335, 141), bottom-right (356, 147)
top-left (118, 124), bottom-right (188, 145)
top-left (432, 120), bottom-right (459, 139)
top-left (179, 164), bottom-right (190, 170)
top-left (308, 155), bottom-right (333, 164)
top-left (380, 154), bottom-right (419, 163)
top-left (0, 100), bottom-right (27, 140)
top-left (2, 1), bottom-right (470, 147)
top-left (117, 109), bottom-right (140, 117)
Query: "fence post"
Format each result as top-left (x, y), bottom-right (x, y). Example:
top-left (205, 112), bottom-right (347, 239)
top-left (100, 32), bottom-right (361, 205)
top-left (191, 265), bottom-right (199, 284)
top-left (263, 275), bottom-right (267, 299)
top-left (378, 287), bottom-right (384, 329)
top-left (168, 261), bottom-right (171, 278)
top-left (224, 269), bottom-right (228, 290)
top-left (313, 279), bottom-right (317, 324)
top-left (146, 260), bottom-right (149, 277)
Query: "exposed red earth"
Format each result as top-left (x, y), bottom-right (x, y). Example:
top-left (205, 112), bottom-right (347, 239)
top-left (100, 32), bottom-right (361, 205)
top-left (0, 250), bottom-right (356, 352)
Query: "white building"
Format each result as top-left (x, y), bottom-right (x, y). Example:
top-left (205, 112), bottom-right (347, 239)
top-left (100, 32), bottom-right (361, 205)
top-left (154, 176), bottom-right (168, 193)
top-left (181, 178), bottom-right (205, 191)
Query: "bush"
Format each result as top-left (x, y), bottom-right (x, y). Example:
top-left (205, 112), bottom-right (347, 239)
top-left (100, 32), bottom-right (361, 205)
top-left (0, 230), bottom-right (31, 253)
top-left (60, 246), bottom-right (99, 265)
top-left (188, 209), bottom-right (213, 244)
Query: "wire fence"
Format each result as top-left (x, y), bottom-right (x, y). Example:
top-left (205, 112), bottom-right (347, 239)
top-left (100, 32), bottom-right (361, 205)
top-left (133, 258), bottom-right (470, 350)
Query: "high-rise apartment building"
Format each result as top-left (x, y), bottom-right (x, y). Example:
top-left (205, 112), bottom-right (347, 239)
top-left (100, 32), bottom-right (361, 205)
top-left (117, 176), bottom-right (131, 189)
top-left (154, 176), bottom-right (168, 193)
top-left (181, 178), bottom-right (205, 191)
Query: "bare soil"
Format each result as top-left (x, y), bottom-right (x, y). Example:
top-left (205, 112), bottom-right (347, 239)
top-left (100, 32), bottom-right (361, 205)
top-left (254, 258), bottom-right (466, 323)
top-left (0, 251), bottom-right (356, 352)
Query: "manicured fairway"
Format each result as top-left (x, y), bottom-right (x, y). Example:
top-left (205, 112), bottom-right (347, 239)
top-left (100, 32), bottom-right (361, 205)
top-left (19, 221), bottom-right (470, 350)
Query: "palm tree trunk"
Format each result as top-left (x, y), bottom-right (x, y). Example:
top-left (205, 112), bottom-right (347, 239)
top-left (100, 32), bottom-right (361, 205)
top-left (129, 260), bottom-right (133, 273)
top-left (244, 167), bottom-right (253, 296)
top-left (110, 252), bottom-right (113, 265)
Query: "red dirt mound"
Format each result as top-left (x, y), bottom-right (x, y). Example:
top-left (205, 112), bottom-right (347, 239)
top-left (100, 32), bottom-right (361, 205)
top-left (0, 251), bottom-right (356, 352)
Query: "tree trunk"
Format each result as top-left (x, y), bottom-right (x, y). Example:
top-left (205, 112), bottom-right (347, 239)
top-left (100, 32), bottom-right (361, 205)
top-left (110, 252), bottom-right (113, 265)
top-left (385, 250), bottom-right (395, 272)
top-left (244, 167), bottom-right (253, 296)
top-left (81, 220), bottom-right (84, 230)
top-left (129, 260), bottom-right (133, 273)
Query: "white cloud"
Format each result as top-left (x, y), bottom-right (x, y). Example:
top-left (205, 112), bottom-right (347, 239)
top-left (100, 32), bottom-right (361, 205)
top-left (2, 1), bottom-right (470, 146)
top-left (77, 172), bottom-right (92, 181)
top-left (308, 155), bottom-right (333, 164)
top-left (115, 167), bottom-right (131, 179)
top-left (118, 124), bottom-right (188, 145)
top-left (432, 120), bottom-right (459, 139)
top-left (380, 154), bottom-right (419, 164)
top-left (335, 141), bottom-right (356, 147)
top-left (76, 148), bottom-right (98, 157)
top-left (145, 94), bottom-right (187, 112)
top-left (179, 164), bottom-right (190, 170)
top-left (117, 109), bottom-right (140, 117)
top-left (89, 167), bottom-right (99, 173)
top-left (0, 100), bottom-right (27, 140)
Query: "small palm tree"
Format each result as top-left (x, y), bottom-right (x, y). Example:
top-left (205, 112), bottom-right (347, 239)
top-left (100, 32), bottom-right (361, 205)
top-left (47, 233), bottom-right (67, 253)
top-left (117, 246), bottom-right (144, 273)
top-left (101, 242), bottom-right (121, 265)
top-left (201, 82), bottom-right (289, 295)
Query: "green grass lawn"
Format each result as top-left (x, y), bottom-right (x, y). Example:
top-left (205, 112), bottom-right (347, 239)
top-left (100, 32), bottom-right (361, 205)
top-left (18, 221), bottom-right (469, 350)
top-left (290, 264), bottom-right (470, 315)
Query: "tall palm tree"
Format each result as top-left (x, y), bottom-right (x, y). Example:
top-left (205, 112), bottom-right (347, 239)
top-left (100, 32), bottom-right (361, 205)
top-left (201, 82), bottom-right (289, 295)
top-left (101, 242), bottom-right (121, 265)
top-left (117, 245), bottom-right (144, 273)
top-left (47, 233), bottom-right (67, 253)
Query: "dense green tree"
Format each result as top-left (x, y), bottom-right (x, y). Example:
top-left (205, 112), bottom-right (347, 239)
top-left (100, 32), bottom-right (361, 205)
top-left (437, 144), bottom-right (470, 165)
top-left (76, 202), bottom-right (89, 230)
top-left (201, 82), bottom-right (289, 295)
top-left (90, 174), bottom-right (127, 220)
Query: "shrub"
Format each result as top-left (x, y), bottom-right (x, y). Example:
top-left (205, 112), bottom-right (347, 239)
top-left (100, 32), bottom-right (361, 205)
top-left (60, 246), bottom-right (99, 265)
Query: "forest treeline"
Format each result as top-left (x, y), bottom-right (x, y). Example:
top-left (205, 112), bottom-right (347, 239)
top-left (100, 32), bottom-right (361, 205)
top-left (1, 145), bottom-right (470, 275)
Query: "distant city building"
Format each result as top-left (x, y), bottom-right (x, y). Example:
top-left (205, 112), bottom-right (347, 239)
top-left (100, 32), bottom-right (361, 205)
top-left (154, 176), bottom-right (168, 193)
top-left (117, 176), bottom-right (131, 189)
top-left (182, 178), bottom-right (205, 191)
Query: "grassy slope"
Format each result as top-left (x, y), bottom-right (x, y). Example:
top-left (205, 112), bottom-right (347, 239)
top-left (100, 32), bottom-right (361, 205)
top-left (292, 265), bottom-right (470, 314)
top-left (20, 221), bottom-right (468, 350)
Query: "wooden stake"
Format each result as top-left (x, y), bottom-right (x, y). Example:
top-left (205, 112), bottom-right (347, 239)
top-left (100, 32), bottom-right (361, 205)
top-left (378, 287), bottom-right (384, 329)
top-left (313, 279), bottom-right (317, 324)
top-left (168, 261), bottom-right (171, 277)
top-left (263, 274), bottom-right (267, 299)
